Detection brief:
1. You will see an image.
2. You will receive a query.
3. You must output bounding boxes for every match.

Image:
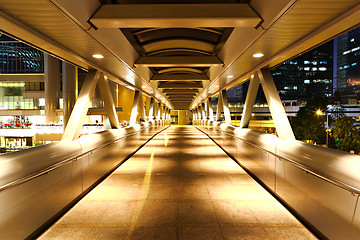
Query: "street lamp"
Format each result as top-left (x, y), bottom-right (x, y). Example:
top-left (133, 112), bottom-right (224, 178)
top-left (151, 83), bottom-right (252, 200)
top-left (316, 109), bottom-right (329, 147)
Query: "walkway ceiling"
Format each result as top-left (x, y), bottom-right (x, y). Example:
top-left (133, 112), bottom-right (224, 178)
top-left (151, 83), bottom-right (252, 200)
top-left (0, 0), bottom-right (360, 110)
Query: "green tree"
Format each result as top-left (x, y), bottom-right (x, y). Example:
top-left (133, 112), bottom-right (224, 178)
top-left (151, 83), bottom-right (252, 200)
top-left (291, 96), bottom-right (328, 144)
top-left (332, 117), bottom-right (360, 153)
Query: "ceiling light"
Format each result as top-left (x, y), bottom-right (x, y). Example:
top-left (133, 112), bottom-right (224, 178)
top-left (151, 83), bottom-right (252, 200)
top-left (215, 85), bottom-right (219, 88)
top-left (227, 75), bottom-right (233, 78)
top-left (142, 86), bottom-right (146, 88)
top-left (92, 54), bottom-right (104, 59)
top-left (252, 53), bottom-right (264, 58)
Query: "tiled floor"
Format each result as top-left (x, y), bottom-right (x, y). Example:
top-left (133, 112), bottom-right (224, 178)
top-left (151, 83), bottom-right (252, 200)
top-left (38, 126), bottom-right (317, 240)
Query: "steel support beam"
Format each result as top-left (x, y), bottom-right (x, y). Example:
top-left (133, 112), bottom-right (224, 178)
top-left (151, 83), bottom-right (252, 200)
top-left (257, 68), bottom-right (295, 141)
top-left (163, 89), bottom-right (198, 93)
top-left (134, 56), bottom-right (223, 67)
top-left (150, 74), bottom-right (210, 81)
top-left (158, 82), bottom-right (202, 89)
top-left (90, 4), bottom-right (261, 28)
top-left (240, 73), bottom-right (260, 129)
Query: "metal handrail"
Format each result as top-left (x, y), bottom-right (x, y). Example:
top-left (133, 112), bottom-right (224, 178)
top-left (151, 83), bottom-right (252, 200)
top-left (199, 123), bottom-right (360, 195)
top-left (0, 124), bottom-right (156, 193)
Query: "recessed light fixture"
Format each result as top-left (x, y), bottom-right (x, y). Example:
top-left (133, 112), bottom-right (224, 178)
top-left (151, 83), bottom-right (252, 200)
top-left (227, 75), bottom-right (233, 78)
top-left (215, 85), bottom-right (219, 88)
top-left (252, 53), bottom-right (264, 58)
top-left (142, 86), bottom-right (146, 89)
top-left (92, 54), bottom-right (104, 59)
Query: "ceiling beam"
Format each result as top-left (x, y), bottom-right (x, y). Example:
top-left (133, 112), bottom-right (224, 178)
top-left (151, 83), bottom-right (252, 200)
top-left (90, 4), bottom-right (261, 28)
top-left (134, 56), bottom-right (223, 67)
top-left (168, 98), bottom-right (194, 101)
top-left (163, 89), bottom-right (198, 93)
top-left (166, 93), bottom-right (196, 96)
top-left (158, 82), bottom-right (203, 89)
top-left (150, 74), bottom-right (210, 81)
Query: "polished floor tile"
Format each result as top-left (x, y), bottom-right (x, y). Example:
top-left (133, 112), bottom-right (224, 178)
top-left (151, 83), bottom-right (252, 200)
top-left (38, 126), bottom-right (317, 240)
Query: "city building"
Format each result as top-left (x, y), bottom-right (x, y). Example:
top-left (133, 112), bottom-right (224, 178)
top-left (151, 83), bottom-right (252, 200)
top-left (336, 26), bottom-right (360, 103)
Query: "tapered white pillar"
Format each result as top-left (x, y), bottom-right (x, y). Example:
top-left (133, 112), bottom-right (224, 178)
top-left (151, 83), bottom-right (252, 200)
top-left (45, 54), bottom-right (60, 123)
top-left (207, 98), bottom-right (214, 121)
top-left (257, 68), bottom-right (295, 140)
top-left (62, 61), bottom-right (78, 129)
top-left (216, 93), bottom-right (223, 121)
top-left (240, 74), bottom-right (260, 128)
top-left (201, 102), bottom-right (206, 120)
top-left (221, 90), bottom-right (231, 125)
top-left (130, 90), bottom-right (146, 125)
top-left (149, 97), bottom-right (155, 120)
top-left (62, 70), bottom-right (101, 141)
top-left (98, 74), bottom-right (120, 129)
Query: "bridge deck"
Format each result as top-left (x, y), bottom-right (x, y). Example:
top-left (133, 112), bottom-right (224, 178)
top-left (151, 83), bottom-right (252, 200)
top-left (39, 126), bottom-right (316, 240)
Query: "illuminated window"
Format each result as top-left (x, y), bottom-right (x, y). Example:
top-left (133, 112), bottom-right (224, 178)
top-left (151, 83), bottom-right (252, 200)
top-left (319, 67), bottom-right (327, 71)
top-left (312, 67), bottom-right (317, 71)
top-left (304, 67), bottom-right (310, 71)
top-left (304, 61), bottom-right (310, 64)
top-left (304, 80), bottom-right (310, 84)
top-left (351, 38), bottom-right (355, 42)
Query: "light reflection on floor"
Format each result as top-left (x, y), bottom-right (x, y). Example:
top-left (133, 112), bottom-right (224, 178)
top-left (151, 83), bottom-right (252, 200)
top-left (39, 125), bottom-right (317, 240)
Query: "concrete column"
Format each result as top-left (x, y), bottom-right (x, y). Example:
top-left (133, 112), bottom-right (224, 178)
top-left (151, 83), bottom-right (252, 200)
top-left (240, 74), bottom-right (260, 129)
top-left (45, 54), bottom-right (60, 123)
top-left (62, 61), bottom-right (78, 129)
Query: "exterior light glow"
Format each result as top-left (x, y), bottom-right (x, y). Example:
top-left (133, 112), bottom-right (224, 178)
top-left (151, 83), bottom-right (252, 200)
top-left (253, 53), bottom-right (264, 58)
top-left (92, 54), bottom-right (104, 59)
top-left (316, 109), bottom-right (323, 116)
